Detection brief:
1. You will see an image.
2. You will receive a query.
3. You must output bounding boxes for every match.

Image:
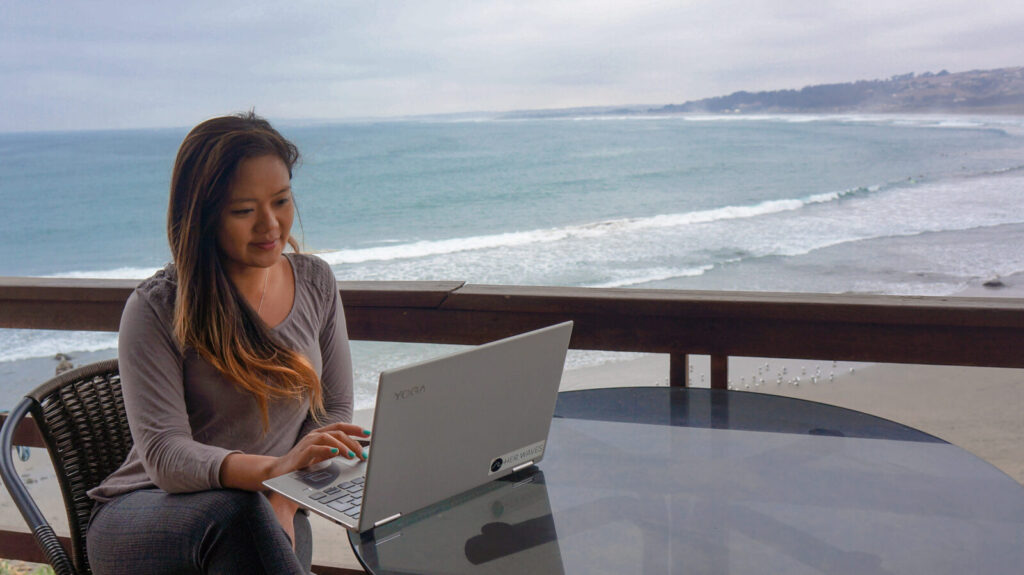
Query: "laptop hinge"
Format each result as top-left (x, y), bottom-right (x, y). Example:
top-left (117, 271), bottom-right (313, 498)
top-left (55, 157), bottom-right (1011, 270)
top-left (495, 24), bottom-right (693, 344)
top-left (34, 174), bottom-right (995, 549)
top-left (512, 460), bottom-right (535, 472)
top-left (374, 512), bottom-right (402, 527)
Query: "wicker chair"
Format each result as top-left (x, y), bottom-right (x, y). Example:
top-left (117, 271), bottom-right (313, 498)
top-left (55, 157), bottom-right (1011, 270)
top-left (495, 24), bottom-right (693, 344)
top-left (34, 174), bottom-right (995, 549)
top-left (0, 359), bottom-right (129, 575)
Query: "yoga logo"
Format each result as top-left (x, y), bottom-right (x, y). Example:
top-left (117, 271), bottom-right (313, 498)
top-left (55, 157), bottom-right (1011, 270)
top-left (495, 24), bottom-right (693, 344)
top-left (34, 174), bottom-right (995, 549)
top-left (394, 384), bottom-right (425, 400)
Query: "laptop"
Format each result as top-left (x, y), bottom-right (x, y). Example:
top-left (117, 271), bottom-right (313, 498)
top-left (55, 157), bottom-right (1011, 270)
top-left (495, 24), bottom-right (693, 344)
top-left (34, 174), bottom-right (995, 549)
top-left (263, 321), bottom-right (573, 532)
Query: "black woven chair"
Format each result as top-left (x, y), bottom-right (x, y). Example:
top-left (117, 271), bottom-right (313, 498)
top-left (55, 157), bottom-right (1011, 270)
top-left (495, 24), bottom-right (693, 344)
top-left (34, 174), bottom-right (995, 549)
top-left (0, 359), bottom-right (130, 575)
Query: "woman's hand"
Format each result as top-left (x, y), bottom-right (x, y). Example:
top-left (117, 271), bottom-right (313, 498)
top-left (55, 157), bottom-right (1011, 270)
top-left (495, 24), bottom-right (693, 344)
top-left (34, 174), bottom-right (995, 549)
top-left (267, 422), bottom-right (370, 479)
top-left (220, 422), bottom-right (371, 492)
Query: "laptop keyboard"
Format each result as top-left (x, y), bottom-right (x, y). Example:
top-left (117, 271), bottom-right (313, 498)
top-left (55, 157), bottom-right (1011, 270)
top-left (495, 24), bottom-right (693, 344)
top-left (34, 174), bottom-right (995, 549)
top-left (308, 476), bottom-right (365, 519)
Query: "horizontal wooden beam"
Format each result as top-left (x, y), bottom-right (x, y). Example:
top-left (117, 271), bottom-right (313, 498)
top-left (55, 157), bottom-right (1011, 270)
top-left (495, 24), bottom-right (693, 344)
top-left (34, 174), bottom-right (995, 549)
top-left (0, 278), bottom-right (466, 332)
top-left (344, 307), bottom-right (1024, 369)
top-left (0, 529), bottom-right (53, 564)
top-left (442, 284), bottom-right (1024, 328)
top-left (334, 280), bottom-right (465, 309)
top-left (0, 277), bottom-right (135, 331)
top-left (4, 277), bottom-right (1024, 368)
top-left (7, 415), bottom-right (45, 447)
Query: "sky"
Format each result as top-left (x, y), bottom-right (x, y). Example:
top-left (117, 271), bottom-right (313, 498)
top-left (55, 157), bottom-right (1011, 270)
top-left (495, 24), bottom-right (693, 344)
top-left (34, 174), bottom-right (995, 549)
top-left (2, 0), bottom-right (1023, 132)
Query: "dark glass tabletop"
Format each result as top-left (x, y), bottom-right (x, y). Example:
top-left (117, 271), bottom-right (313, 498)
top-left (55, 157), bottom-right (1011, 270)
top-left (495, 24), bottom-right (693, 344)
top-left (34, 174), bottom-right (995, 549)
top-left (349, 387), bottom-right (1024, 574)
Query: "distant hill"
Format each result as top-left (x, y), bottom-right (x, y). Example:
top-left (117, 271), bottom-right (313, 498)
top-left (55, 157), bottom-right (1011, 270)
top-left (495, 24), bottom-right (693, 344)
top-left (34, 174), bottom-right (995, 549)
top-left (494, 66), bottom-right (1024, 120)
top-left (653, 66), bottom-right (1024, 115)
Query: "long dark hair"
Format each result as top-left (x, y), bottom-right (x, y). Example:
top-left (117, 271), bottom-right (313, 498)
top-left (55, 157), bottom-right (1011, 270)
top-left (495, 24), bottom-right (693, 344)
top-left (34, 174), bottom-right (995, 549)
top-left (168, 111), bottom-right (322, 429)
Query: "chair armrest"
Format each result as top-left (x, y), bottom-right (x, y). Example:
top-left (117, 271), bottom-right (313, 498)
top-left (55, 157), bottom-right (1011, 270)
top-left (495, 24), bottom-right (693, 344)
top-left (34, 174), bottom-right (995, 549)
top-left (0, 399), bottom-right (47, 529)
top-left (0, 398), bottom-right (76, 574)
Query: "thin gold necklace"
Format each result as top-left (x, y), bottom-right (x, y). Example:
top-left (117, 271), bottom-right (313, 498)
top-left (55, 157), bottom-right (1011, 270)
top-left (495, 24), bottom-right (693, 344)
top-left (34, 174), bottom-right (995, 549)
top-left (256, 266), bottom-right (271, 314)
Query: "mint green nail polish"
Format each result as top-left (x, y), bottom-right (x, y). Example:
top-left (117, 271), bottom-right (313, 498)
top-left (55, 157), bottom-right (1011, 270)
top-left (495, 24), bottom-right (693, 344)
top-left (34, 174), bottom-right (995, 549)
top-left (362, 430), bottom-right (372, 436)
top-left (330, 447), bottom-right (339, 454)
top-left (348, 451), bottom-right (355, 458)
top-left (362, 448), bottom-right (369, 458)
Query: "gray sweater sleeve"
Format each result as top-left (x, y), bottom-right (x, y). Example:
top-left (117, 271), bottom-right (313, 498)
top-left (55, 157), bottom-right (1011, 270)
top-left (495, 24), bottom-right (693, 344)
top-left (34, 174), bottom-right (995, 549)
top-left (117, 290), bottom-right (236, 493)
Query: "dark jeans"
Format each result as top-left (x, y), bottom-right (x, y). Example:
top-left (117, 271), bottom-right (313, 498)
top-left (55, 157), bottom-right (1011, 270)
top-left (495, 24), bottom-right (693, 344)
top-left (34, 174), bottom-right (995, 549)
top-left (86, 488), bottom-right (312, 575)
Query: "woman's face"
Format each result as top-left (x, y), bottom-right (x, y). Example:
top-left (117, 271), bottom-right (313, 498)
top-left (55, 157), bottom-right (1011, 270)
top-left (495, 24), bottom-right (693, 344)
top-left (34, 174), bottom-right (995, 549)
top-left (217, 154), bottom-right (294, 276)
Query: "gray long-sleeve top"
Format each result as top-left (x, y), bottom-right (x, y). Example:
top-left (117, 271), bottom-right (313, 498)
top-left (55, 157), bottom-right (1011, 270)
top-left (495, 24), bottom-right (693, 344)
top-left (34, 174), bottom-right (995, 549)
top-left (88, 252), bottom-right (354, 502)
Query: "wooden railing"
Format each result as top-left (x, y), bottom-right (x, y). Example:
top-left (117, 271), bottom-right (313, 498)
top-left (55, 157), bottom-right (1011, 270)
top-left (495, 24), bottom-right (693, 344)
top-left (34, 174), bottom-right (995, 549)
top-left (3, 277), bottom-right (1024, 572)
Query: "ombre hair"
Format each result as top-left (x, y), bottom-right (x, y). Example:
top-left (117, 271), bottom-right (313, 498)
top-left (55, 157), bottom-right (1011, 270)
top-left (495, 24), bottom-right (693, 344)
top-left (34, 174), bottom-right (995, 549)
top-left (168, 111), bottom-right (322, 429)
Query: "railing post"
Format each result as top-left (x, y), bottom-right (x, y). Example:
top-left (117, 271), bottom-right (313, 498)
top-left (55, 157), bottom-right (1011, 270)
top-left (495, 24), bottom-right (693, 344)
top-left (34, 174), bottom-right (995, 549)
top-left (710, 355), bottom-right (728, 390)
top-left (669, 353), bottom-right (688, 387)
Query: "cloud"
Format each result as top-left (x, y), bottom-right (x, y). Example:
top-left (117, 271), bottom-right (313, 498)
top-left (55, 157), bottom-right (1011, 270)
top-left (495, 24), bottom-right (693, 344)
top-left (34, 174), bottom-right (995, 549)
top-left (2, 0), bottom-right (1023, 131)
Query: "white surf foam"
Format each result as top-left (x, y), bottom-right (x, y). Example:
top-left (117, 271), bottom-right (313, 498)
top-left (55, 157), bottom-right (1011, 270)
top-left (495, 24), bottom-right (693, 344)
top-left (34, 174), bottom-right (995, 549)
top-left (44, 266), bottom-right (159, 280)
top-left (585, 265), bottom-right (714, 288)
top-left (318, 188), bottom-right (863, 266)
top-left (0, 330), bottom-right (119, 363)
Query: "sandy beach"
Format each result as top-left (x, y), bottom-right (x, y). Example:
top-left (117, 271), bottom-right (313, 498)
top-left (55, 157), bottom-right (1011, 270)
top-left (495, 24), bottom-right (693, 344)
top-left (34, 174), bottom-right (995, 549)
top-left (2, 277), bottom-right (1022, 570)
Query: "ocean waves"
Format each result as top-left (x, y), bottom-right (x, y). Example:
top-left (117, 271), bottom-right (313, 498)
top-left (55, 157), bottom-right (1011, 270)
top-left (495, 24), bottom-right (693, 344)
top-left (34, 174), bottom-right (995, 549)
top-left (562, 113), bottom-right (1024, 132)
top-left (318, 186), bottom-right (869, 266)
top-left (325, 167), bottom-right (1024, 295)
top-left (13, 166), bottom-right (1016, 298)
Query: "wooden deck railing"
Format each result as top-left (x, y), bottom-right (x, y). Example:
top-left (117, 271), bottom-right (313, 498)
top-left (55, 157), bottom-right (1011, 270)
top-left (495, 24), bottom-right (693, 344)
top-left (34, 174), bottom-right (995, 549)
top-left (3, 276), bottom-right (1024, 572)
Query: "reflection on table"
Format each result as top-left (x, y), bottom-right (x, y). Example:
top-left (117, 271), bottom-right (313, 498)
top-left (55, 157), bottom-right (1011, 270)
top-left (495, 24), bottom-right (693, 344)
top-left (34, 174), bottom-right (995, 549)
top-left (357, 467), bottom-right (564, 573)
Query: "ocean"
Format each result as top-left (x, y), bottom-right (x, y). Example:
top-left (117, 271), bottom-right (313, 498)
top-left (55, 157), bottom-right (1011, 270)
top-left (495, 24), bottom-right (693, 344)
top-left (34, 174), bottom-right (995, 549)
top-left (3, 113), bottom-right (1024, 408)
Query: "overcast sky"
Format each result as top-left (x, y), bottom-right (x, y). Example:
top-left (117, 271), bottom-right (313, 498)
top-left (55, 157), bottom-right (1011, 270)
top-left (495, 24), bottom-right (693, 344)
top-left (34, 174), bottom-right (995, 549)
top-left (2, 1), bottom-right (1023, 132)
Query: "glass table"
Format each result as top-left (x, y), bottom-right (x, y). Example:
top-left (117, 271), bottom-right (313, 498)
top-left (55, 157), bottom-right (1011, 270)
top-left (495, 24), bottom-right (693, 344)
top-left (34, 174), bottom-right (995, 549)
top-left (349, 387), bottom-right (1024, 574)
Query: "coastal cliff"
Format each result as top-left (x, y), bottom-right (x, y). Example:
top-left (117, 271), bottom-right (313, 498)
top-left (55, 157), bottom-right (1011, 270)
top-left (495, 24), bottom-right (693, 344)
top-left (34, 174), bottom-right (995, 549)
top-left (654, 66), bottom-right (1024, 115)
top-left (495, 66), bottom-right (1024, 119)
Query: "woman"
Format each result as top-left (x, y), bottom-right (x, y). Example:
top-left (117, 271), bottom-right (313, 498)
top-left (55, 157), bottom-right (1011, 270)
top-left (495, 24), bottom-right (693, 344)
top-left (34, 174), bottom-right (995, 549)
top-left (86, 112), bottom-right (365, 574)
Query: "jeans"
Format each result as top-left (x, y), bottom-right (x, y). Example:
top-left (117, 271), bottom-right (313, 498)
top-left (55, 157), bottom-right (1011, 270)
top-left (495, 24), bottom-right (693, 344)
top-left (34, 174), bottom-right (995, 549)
top-left (86, 488), bottom-right (312, 575)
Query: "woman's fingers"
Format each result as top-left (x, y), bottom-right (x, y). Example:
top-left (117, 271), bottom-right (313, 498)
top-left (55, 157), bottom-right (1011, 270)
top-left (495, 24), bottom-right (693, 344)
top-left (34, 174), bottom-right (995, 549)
top-left (283, 428), bottom-right (371, 475)
top-left (317, 421), bottom-right (371, 438)
top-left (303, 429), bottom-right (366, 460)
top-left (298, 444), bottom-right (346, 470)
top-left (311, 424), bottom-right (370, 459)
top-left (327, 430), bottom-right (366, 460)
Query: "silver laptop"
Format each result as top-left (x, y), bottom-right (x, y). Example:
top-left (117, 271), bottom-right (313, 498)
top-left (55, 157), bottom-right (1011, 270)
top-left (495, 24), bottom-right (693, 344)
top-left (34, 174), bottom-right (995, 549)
top-left (263, 321), bottom-right (573, 532)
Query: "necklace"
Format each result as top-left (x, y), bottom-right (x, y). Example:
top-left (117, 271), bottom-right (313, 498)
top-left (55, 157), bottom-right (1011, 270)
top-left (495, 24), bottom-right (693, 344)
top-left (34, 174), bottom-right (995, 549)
top-left (256, 266), bottom-right (271, 314)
